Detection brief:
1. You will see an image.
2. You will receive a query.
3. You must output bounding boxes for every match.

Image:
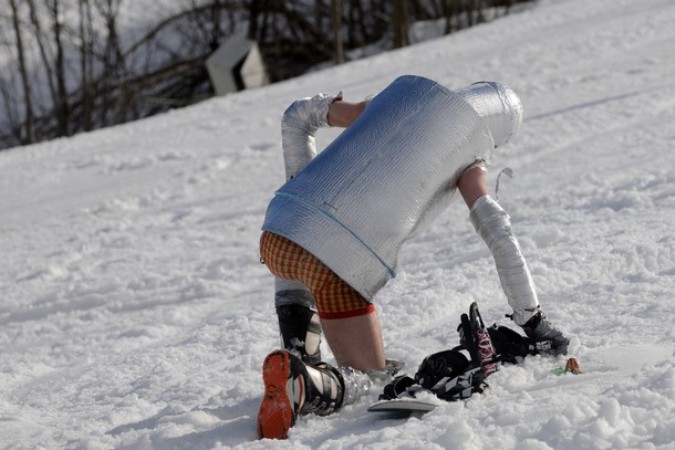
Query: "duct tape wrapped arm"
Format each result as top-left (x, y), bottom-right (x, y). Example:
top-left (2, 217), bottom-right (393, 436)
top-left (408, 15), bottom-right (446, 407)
top-left (456, 82), bottom-right (541, 325)
top-left (280, 92), bottom-right (342, 180)
top-left (469, 195), bottom-right (540, 325)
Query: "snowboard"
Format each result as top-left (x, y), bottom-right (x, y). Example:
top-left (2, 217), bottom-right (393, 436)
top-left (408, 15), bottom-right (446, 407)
top-left (367, 396), bottom-right (441, 416)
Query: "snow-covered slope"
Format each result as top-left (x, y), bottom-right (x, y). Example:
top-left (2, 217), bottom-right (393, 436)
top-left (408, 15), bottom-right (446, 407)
top-left (1, 0), bottom-right (674, 448)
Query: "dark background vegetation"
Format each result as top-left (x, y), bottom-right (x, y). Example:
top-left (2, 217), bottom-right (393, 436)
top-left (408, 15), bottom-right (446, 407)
top-left (0, 0), bottom-right (529, 150)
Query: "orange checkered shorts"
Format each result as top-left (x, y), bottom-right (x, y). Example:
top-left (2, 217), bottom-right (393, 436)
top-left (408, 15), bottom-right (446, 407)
top-left (260, 231), bottom-right (374, 319)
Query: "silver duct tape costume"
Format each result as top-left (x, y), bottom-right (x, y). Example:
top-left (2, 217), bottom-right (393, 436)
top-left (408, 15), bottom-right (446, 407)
top-left (266, 74), bottom-right (539, 325)
top-left (265, 75), bottom-right (494, 299)
top-left (266, 75), bottom-right (541, 409)
top-left (455, 81), bottom-right (523, 149)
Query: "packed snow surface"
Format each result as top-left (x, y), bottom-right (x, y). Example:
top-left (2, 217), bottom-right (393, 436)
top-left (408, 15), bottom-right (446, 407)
top-left (1, 0), bottom-right (674, 448)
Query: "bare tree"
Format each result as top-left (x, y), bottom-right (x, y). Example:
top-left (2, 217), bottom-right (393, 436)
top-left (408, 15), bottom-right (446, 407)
top-left (78, 0), bottom-right (95, 131)
top-left (46, 0), bottom-right (71, 136)
top-left (9, 0), bottom-right (35, 144)
top-left (333, 0), bottom-right (344, 64)
top-left (392, 0), bottom-right (409, 48)
top-left (0, 75), bottom-right (22, 148)
top-left (27, 0), bottom-right (57, 120)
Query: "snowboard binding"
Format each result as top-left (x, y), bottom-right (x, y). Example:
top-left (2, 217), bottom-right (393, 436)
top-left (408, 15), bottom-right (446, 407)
top-left (379, 302), bottom-right (500, 403)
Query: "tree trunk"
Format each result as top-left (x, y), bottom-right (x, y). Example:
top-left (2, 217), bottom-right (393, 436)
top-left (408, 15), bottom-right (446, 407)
top-left (392, 0), bottom-right (409, 48)
top-left (78, 0), bottom-right (95, 131)
top-left (48, 0), bottom-right (71, 137)
top-left (9, 0), bottom-right (35, 144)
top-left (333, 0), bottom-right (344, 64)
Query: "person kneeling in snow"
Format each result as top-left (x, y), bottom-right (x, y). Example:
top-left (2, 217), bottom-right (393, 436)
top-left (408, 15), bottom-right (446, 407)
top-left (257, 75), bottom-right (570, 439)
